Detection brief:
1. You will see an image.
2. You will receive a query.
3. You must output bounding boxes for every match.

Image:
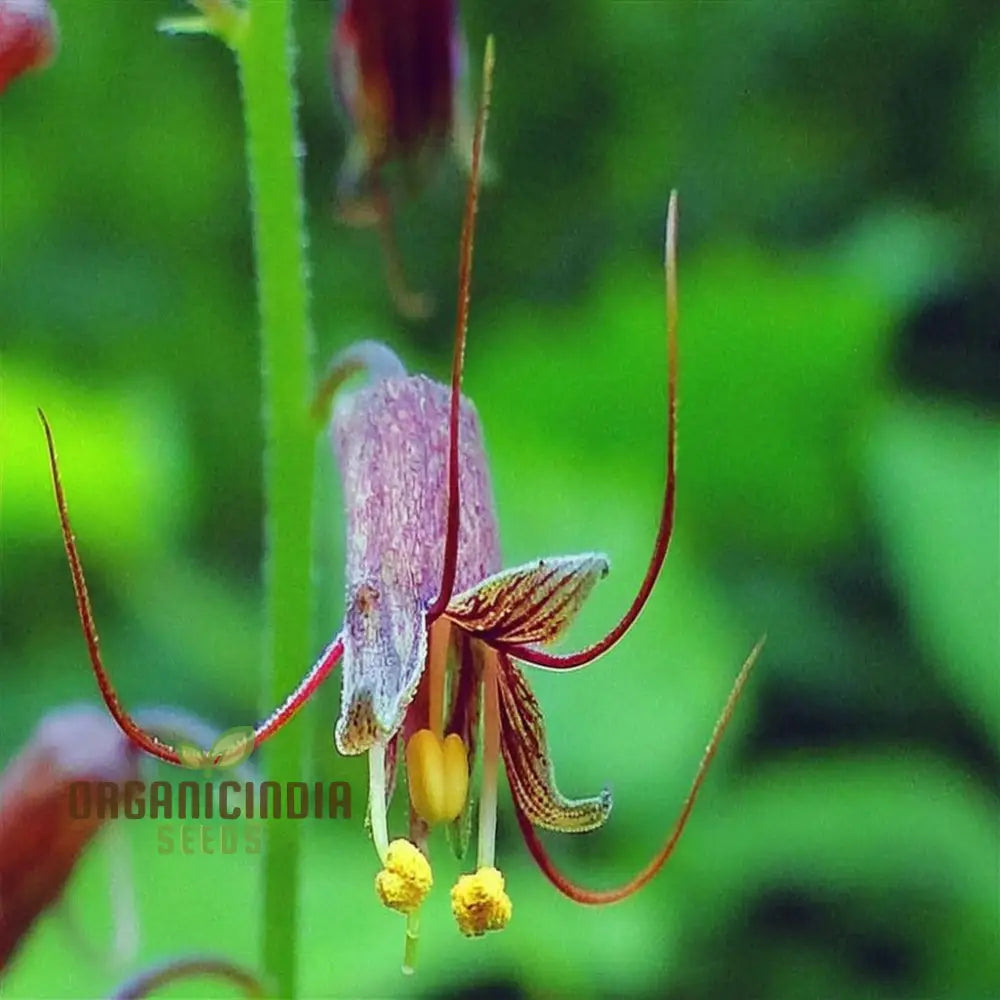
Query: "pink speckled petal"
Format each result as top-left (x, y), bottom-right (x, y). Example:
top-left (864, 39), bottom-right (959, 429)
top-left (335, 584), bottom-right (428, 755)
top-left (327, 352), bottom-right (502, 757)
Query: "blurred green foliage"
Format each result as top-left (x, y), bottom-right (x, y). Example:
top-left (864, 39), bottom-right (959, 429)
top-left (2, 1), bottom-right (998, 998)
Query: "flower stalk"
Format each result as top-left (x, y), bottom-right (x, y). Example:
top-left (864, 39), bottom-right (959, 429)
top-left (234, 1), bottom-right (314, 995)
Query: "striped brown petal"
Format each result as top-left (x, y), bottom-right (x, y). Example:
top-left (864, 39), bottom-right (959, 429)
top-left (446, 554), bottom-right (609, 647)
top-left (496, 653), bottom-right (611, 833)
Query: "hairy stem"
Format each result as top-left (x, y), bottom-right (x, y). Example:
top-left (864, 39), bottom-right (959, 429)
top-left (235, 2), bottom-right (314, 995)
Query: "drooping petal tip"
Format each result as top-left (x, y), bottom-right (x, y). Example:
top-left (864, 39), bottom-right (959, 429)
top-left (498, 654), bottom-right (614, 832)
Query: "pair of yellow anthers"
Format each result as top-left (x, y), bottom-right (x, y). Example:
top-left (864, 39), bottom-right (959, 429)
top-left (368, 620), bottom-right (511, 960)
top-left (371, 724), bottom-right (512, 938)
top-left (375, 837), bottom-right (511, 938)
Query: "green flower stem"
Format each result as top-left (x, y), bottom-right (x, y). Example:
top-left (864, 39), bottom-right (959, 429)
top-left (234, 2), bottom-right (314, 996)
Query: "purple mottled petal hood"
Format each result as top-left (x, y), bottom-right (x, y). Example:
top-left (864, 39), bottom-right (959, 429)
top-left (331, 357), bottom-right (501, 754)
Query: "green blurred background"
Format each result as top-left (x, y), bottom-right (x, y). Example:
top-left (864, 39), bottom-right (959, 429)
top-left (2, 1), bottom-right (998, 997)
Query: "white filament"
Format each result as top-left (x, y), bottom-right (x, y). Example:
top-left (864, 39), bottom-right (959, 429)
top-left (368, 739), bottom-right (390, 864)
top-left (477, 650), bottom-right (501, 869)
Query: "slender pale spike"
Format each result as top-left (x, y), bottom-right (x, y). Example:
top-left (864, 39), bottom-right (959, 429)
top-left (402, 911), bottom-right (419, 976)
top-left (107, 821), bottom-right (139, 968)
top-left (477, 648), bottom-right (501, 869)
top-left (368, 739), bottom-right (390, 864)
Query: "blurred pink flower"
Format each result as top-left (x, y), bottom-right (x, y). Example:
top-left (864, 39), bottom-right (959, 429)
top-left (0, 0), bottom-right (57, 94)
top-left (0, 707), bottom-right (137, 970)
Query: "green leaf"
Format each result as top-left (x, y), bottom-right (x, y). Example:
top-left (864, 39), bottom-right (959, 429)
top-left (867, 399), bottom-right (1000, 743)
top-left (476, 245), bottom-right (896, 561)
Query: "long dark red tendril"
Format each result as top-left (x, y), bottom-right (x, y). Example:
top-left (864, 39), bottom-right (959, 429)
top-left (426, 36), bottom-right (495, 623)
top-left (494, 192), bottom-right (680, 670)
top-left (39, 410), bottom-right (342, 763)
top-left (515, 636), bottom-right (765, 902)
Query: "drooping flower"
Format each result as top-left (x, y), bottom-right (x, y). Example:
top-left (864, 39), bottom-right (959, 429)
top-left (41, 39), bottom-right (762, 971)
top-left (332, 0), bottom-right (460, 196)
top-left (330, 0), bottom-right (474, 319)
top-left (0, 0), bottom-right (57, 94)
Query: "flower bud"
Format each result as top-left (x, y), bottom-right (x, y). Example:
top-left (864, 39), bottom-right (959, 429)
top-left (330, 0), bottom-right (459, 206)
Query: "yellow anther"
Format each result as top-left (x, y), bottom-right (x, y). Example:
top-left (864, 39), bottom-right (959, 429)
top-left (406, 729), bottom-right (469, 825)
top-left (450, 867), bottom-right (512, 937)
top-left (375, 839), bottom-right (432, 915)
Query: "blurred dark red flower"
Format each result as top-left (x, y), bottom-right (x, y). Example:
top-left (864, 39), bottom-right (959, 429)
top-left (0, 0), bottom-right (57, 94)
top-left (330, 0), bottom-right (468, 318)
top-left (0, 706), bottom-right (138, 970)
top-left (332, 0), bottom-right (458, 203)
